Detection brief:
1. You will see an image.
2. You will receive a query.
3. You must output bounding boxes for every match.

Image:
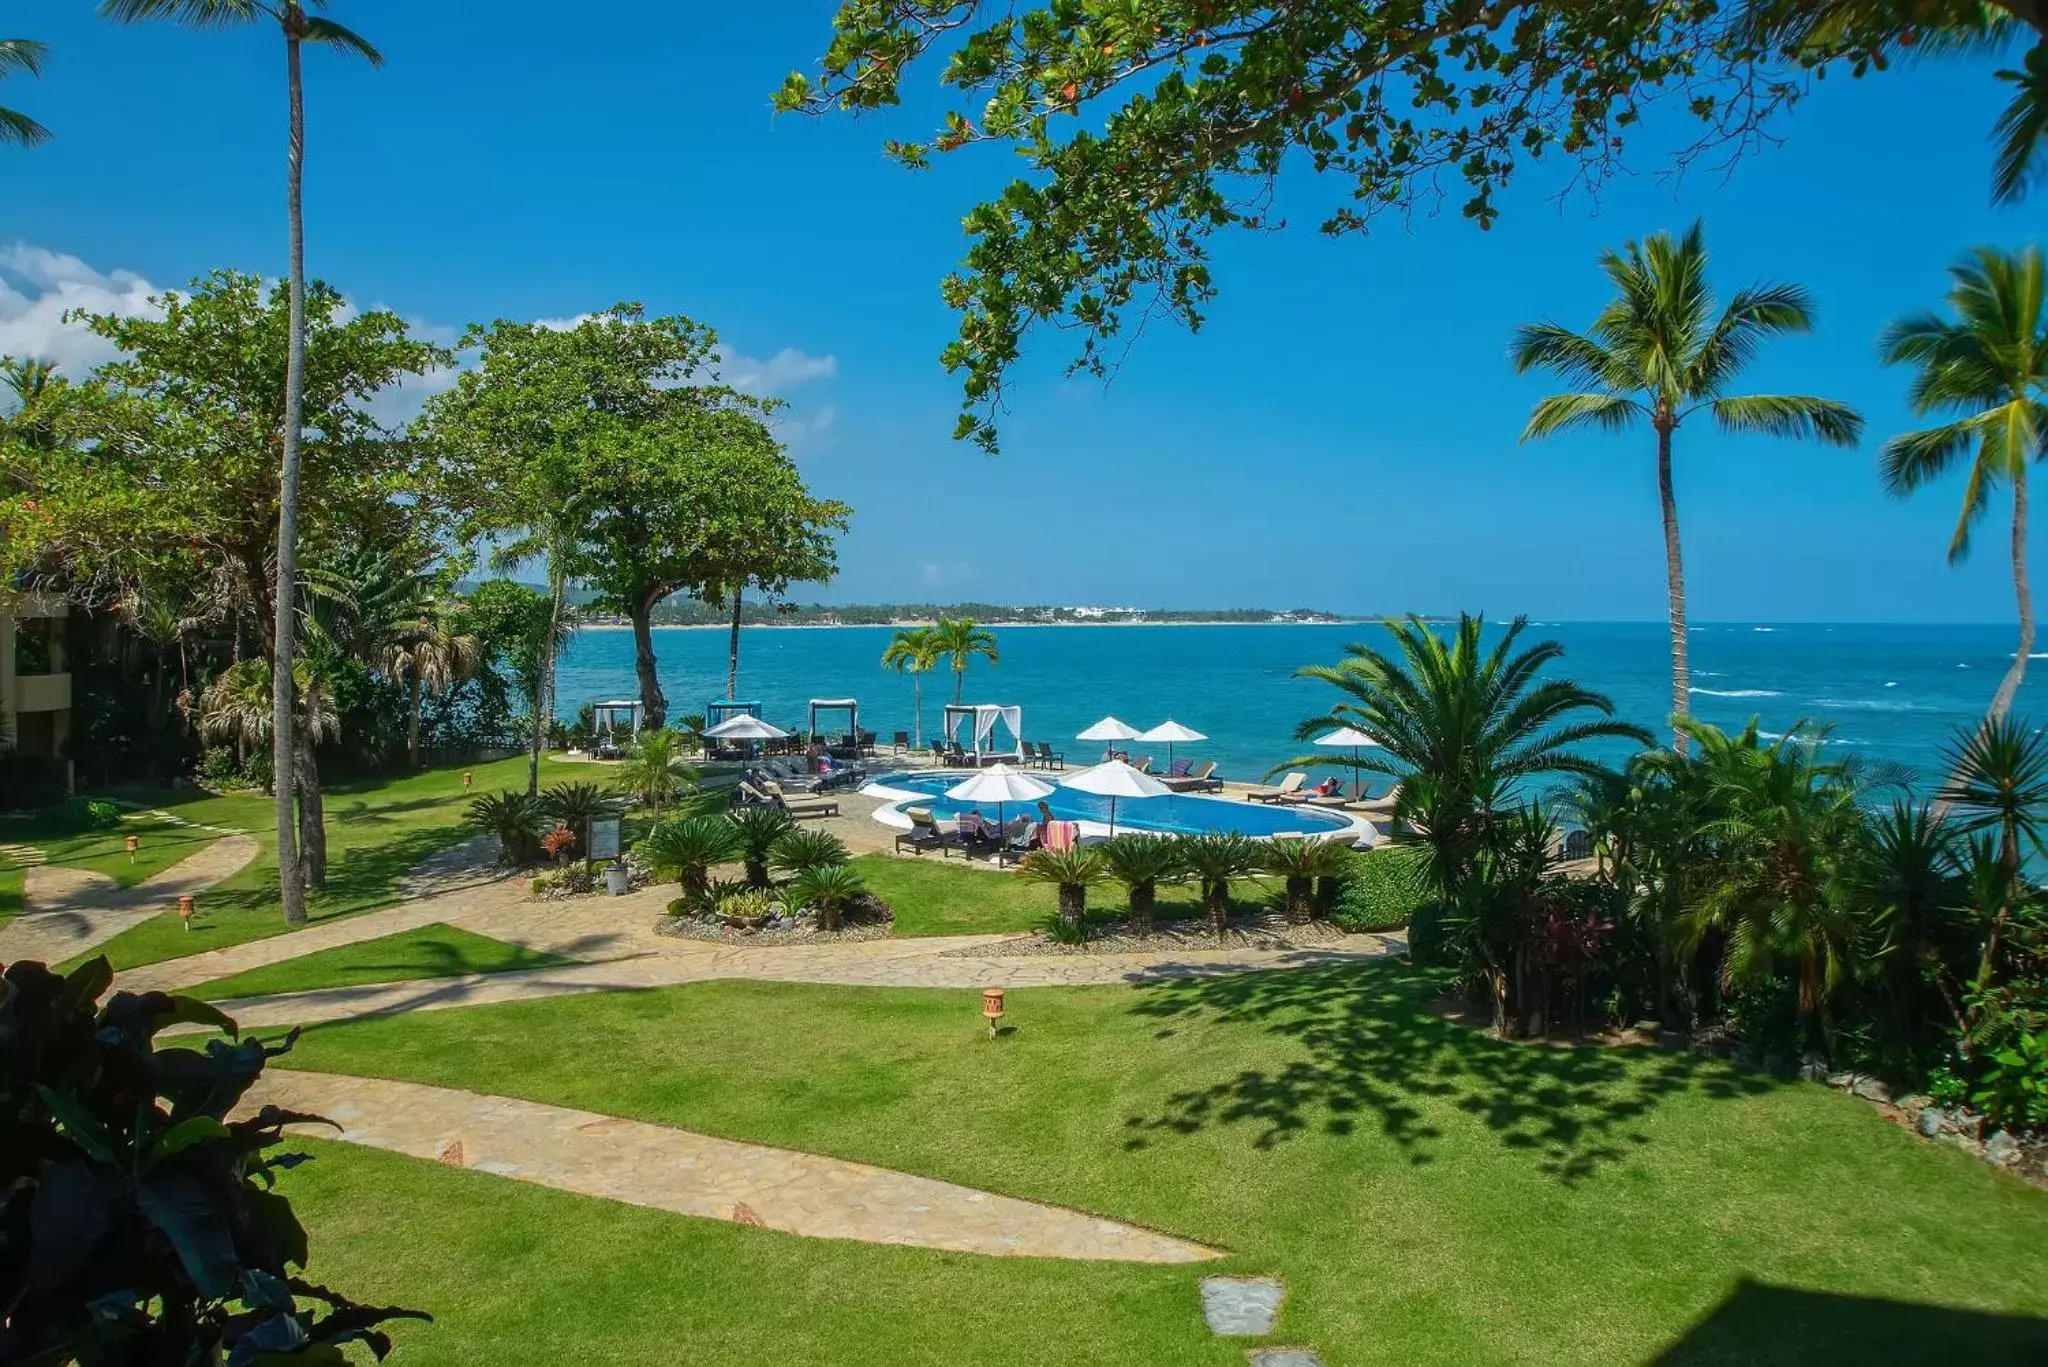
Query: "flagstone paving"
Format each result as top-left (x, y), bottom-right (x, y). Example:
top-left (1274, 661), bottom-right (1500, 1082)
top-left (0, 832), bottom-right (258, 965)
top-left (239, 1069), bottom-right (1224, 1264)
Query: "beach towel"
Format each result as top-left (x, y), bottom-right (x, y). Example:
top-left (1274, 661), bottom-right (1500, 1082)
top-left (1041, 820), bottom-right (1078, 854)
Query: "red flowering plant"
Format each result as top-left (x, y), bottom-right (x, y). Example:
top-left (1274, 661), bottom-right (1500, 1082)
top-left (540, 824), bottom-right (579, 865)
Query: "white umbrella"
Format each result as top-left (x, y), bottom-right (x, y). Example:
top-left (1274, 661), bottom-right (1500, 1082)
top-left (1060, 759), bottom-right (1171, 836)
top-left (702, 714), bottom-right (790, 740)
top-left (1077, 715), bottom-right (1143, 763)
top-left (947, 763), bottom-right (1054, 864)
top-left (1314, 726), bottom-right (1381, 798)
top-left (1139, 718), bottom-right (1207, 771)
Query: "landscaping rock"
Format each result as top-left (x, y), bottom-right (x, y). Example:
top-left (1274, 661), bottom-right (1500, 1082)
top-left (1849, 1076), bottom-right (1894, 1104)
top-left (1248, 1351), bottom-right (1324, 1367)
top-left (1918, 1108), bottom-right (1947, 1138)
top-left (1200, 1277), bottom-right (1284, 1337)
top-left (1826, 1071), bottom-right (1853, 1089)
top-left (1798, 1057), bottom-right (1829, 1083)
top-left (1985, 1130), bottom-right (2022, 1169)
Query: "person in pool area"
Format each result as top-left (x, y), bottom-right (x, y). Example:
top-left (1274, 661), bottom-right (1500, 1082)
top-left (1311, 777), bottom-right (1343, 797)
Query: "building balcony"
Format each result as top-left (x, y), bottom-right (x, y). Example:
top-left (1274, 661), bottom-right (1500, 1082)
top-left (13, 672), bottom-right (71, 714)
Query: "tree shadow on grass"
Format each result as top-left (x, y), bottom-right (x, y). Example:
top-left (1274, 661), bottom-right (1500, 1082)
top-left (1652, 1279), bottom-right (2048, 1365)
top-left (1121, 958), bottom-right (1775, 1185)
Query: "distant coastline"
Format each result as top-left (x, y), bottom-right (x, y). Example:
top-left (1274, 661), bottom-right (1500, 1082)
top-left (574, 618), bottom-right (1372, 632)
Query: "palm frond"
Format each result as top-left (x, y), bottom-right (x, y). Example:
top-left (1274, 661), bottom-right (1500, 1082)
top-left (1991, 44), bottom-right (2048, 206)
top-left (0, 105), bottom-right (48, 147)
top-left (97, 0), bottom-right (264, 27)
top-left (0, 38), bottom-right (47, 77)
top-left (1520, 392), bottom-right (1643, 441)
top-left (1506, 322), bottom-right (1617, 389)
top-left (1711, 394), bottom-right (1863, 446)
top-left (302, 16), bottom-right (382, 64)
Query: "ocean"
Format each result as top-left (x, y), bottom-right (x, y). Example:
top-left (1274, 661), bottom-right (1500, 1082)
top-left (553, 621), bottom-right (2046, 795)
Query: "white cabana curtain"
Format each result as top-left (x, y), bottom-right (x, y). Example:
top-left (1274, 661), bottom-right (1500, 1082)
top-left (943, 704), bottom-right (1024, 760)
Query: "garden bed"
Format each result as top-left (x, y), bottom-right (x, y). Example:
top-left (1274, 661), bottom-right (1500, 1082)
top-left (655, 890), bottom-right (896, 946)
top-left (944, 913), bottom-right (1356, 957)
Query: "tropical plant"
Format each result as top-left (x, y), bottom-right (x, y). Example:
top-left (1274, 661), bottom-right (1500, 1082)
top-left (880, 625), bottom-right (942, 747)
top-left (542, 781), bottom-right (615, 833)
top-left (1259, 836), bottom-right (1355, 925)
top-left (1512, 221), bottom-right (1862, 750)
top-left (102, 0), bottom-right (386, 929)
top-left (1178, 833), bottom-right (1261, 938)
top-left (0, 957), bottom-right (427, 1364)
top-left (0, 37), bottom-right (49, 147)
top-left (1937, 715), bottom-right (2048, 1004)
top-left (1334, 845), bottom-right (1431, 933)
top-left (930, 617), bottom-right (999, 704)
top-left (727, 805), bottom-right (796, 889)
top-left (1991, 42), bottom-right (2048, 206)
top-left (611, 727), bottom-right (699, 812)
top-left (1098, 833), bottom-right (1185, 937)
top-left (677, 713), bottom-right (708, 754)
top-left (465, 789), bottom-right (546, 866)
top-left (1017, 846), bottom-right (1109, 937)
top-left (1282, 614), bottom-right (1650, 914)
top-left (540, 824), bottom-right (579, 864)
top-left (1973, 1030), bottom-right (2048, 1129)
top-left (771, 827), bottom-right (850, 877)
top-left (1880, 246), bottom-right (2048, 733)
top-left (787, 861), bottom-right (867, 932)
top-left (640, 814), bottom-right (740, 906)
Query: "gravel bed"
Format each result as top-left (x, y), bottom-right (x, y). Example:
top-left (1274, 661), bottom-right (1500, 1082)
top-left (653, 916), bottom-right (894, 947)
top-left (945, 915), bottom-right (1353, 958)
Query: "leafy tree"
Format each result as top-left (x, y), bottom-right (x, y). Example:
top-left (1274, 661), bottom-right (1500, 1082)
top-left (423, 306), bottom-right (786, 729)
top-left (1018, 846), bottom-right (1108, 936)
top-left (780, 4), bottom-right (2043, 450)
top-left (103, 0), bottom-right (385, 928)
top-left (0, 37), bottom-right (48, 147)
top-left (198, 655), bottom-right (338, 882)
top-left (1880, 245), bottom-right (2048, 734)
top-left (0, 957), bottom-right (426, 1364)
top-left (1512, 221), bottom-right (1861, 751)
top-left (464, 579), bottom-right (573, 795)
top-left (880, 625), bottom-right (942, 748)
top-left (931, 617), bottom-right (999, 704)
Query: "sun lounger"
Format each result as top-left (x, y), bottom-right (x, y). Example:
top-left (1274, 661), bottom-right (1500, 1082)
top-left (892, 730), bottom-right (911, 754)
top-left (1159, 760), bottom-right (1220, 793)
top-left (1290, 792), bottom-right (1354, 809)
top-left (1353, 783), bottom-right (1403, 817)
top-left (1246, 773), bottom-right (1306, 804)
top-left (760, 779), bottom-right (839, 819)
top-left (1131, 755), bottom-right (1154, 775)
top-left (895, 806), bottom-right (956, 855)
top-left (953, 812), bottom-right (1001, 854)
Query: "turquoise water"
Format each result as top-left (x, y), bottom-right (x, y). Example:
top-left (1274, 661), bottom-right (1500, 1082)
top-left (554, 622), bottom-right (2047, 794)
top-left (868, 768), bottom-right (1353, 838)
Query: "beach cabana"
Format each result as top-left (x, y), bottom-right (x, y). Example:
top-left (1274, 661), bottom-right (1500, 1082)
top-left (590, 700), bottom-right (643, 747)
top-left (706, 700), bottom-right (763, 727)
top-left (703, 712), bottom-right (789, 763)
top-left (943, 703), bottom-right (1025, 765)
top-left (807, 698), bottom-right (867, 756)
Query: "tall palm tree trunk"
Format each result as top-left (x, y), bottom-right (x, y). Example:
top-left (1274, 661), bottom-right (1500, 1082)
top-left (1989, 466), bottom-right (2034, 727)
top-left (726, 587), bottom-right (742, 699)
top-left (1657, 421), bottom-right (1690, 755)
top-left (272, 25), bottom-right (308, 926)
top-left (407, 674), bottom-right (423, 769)
top-left (911, 672), bottom-right (923, 749)
top-left (294, 724), bottom-right (326, 889)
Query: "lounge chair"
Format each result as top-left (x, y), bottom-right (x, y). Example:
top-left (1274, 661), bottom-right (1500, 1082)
top-left (1033, 740), bottom-right (1065, 770)
top-left (892, 730), bottom-right (911, 754)
top-left (1247, 773), bottom-right (1306, 804)
top-left (954, 812), bottom-right (1000, 854)
top-left (1164, 757), bottom-right (1193, 781)
top-left (760, 779), bottom-right (839, 819)
top-left (1160, 760), bottom-right (1220, 792)
top-left (895, 806), bottom-right (956, 856)
top-left (1354, 783), bottom-right (1404, 818)
top-left (1131, 755), bottom-right (1154, 775)
top-left (999, 815), bottom-right (1036, 864)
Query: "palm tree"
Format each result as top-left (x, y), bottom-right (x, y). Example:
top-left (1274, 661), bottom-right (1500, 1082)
top-left (103, 0), bottom-right (383, 926)
top-left (384, 605), bottom-right (483, 769)
top-left (1991, 41), bottom-right (2048, 206)
top-left (930, 618), bottom-right (999, 705)
top-left (1511, 221), bottom-right (1862, 751)
top-left (880, 625), bottom-right (941, 747)
top-left (0, 39), bottom-right (49, 147)
top-left (1099, 833), bottom-right (1185, 937)
top-left (1018, 846), bottom-right (1109, 937)
top-left (611, 727), bottom-right (699, 814)
top-left (1880, 246), bottom-right (2048, 733)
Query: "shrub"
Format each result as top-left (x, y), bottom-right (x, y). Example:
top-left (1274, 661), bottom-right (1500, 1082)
top-left (610, 728), bottom-right (699, 812)
top-left (728, 806), bottom-right (796, 888)
top-left (542, 781), bottom-right (616, 833)
top-left (1260, 837), bottom-right (1356, 925)
top-left (1099, 833), bottom-right (1185, 936)
top-left (641, 815), bottom-right (741, 907)
top-left (1018, 846), bottom-right (1110, 938)
top-left (1974, 1031), bottom-right (2048, 1131)
top-left (1177, 833), bottom-right (1261, 937)
top-left (540, 824), bottom-right (579, 863)
top-left (1335, 844), bottom-right (1432, 932)
top-left (787, 862), bottom-right (867, 931)
top-left (771, 827), bottom-right (850, 876)
top-left (464, 790), bottom-right (546, 865)
top-left (714, 888), bottom-right (778, 926)
top-left (0, 957), bottom-right (426, 1363)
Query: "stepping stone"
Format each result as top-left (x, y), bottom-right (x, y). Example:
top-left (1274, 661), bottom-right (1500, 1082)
top-left (1201, 1276), bottom-right (1285, 1336)
top-left (1247, 1351), bottom-right (1323, 1367)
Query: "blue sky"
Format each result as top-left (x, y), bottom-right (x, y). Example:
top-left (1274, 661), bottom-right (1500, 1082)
top-left (4, 5), bottom-right (2041, 621)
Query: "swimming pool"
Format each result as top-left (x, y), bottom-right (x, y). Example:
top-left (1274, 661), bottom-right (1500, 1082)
top-left (862, 770), bottom-right (1367, 841)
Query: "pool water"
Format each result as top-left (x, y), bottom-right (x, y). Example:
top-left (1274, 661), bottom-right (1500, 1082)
top-left (867, 771), bottom-right (1354, 839)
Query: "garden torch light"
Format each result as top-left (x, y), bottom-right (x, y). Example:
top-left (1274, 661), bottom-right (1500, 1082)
top-left (982, 987), bottom-right (1006, 1040)
top-left (178, 894), bottom-right (195, 930)
top-left (462, 771), bottom-right (473, 790)
top-left (124, 834), bottom-right (139, 862)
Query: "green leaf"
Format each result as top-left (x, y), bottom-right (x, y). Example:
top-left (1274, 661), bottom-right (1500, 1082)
top-left (35, 1085), bottom-right (122, 1164)
top-left (148, 1115), bottom-right (232, 1167)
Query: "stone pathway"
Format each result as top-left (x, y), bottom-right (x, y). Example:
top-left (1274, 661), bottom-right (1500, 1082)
top-left (0, 841), bottom-right (48, 868)
top-left (0, 832), bottom-right (258, 965)
top-left (194, 932), bottom-right (1403, 1032)
top-left (240, 1069), bottom-right (1221, 1264)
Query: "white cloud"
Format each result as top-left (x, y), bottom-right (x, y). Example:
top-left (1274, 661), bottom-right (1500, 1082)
top-left (719, 344), bottom-right (836, 393)
top-left (0, 244), bottom-right (163, 377)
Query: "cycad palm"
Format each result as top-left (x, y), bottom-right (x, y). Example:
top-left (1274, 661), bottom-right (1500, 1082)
top-left (102, 0), bottom-right (383, 925)
top-left (1880, 246), bottom-right (2048, 731)
top-left (0, 39), bottom-right (48, 148)
top-left (930, 618), bottom-right (998, 704)
top-left (880, 625), bottom-right (941, 746)
top-left (1511, 221), bottom-right (1862, 751)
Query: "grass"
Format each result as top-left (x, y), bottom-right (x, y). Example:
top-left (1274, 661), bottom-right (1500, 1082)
top-left (0, 866), bottom-right (20, 921)
top-left (854, 852), bottom-right (1275, 938)
top-left (275, 961), bottom-right (2048, 1365)
top-left (77, 756), bottom-right (587, 972)
top-left (0, 810), bottom-right (224, 923)
top-left (194, 923), bottom-right (567, 1001)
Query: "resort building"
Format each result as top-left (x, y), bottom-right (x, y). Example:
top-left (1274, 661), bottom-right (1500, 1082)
top-left (1, 588), bottom-right (73, 796)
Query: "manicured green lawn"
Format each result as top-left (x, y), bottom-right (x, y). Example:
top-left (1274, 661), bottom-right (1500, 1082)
top-left (194, 923), bottom-right (566, 1001)
top-left (276, 961), bottom-right (2048, 1364)
top-left (855, 852), bottom-right (1277, 938)
top-left (80, 756), bottom-right (585, 972)
top-left (0, 810), bottom-right (223, 924)
top-left (0, 867), bottom-right (20, 922)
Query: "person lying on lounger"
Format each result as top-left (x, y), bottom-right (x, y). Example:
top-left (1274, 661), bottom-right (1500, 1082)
top-left (1310, 777), bottom-right (1343, 797)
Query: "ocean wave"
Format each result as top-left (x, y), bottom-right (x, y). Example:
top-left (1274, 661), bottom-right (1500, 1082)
top-left (1753, 627), bottom-right (1776, 633)
top-left (1690, 687), bottom-right (1782, 698)
top-left (1816, 698), bottom-right (1920, 712)
top-left (1884, 681), bottom-right (1898, 688)
top-left (2027, 652), bottom-right (2048, 659)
